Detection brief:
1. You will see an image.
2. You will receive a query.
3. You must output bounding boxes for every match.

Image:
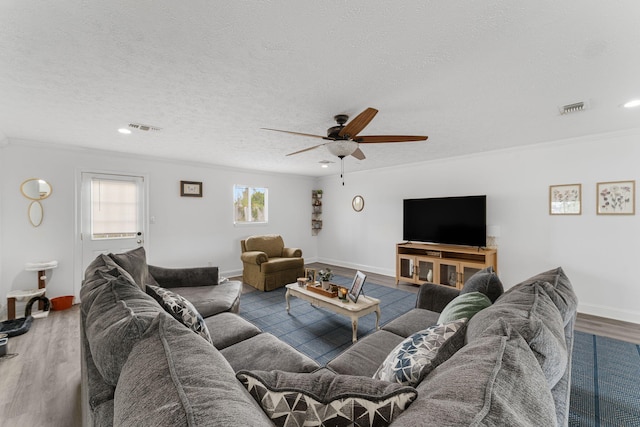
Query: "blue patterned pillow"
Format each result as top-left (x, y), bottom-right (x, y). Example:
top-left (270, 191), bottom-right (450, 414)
top-left (146, 285), bottom-right (212, 344)
top-left (373, 319), bottom-right (467, 386)
top-left (237, 369), bottom-right (417, 427)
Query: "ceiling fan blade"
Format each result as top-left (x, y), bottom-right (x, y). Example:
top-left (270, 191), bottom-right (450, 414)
top-left (286, 143), bottom-right (326, 156)
top-left (351, 147), bottom-right (366, 160)
top-left (339, 108), bottom-right (378, 138)
top-left (262, 128), bottom-right (328, 139)
top-left (354, 135), bottom-right (428, 143)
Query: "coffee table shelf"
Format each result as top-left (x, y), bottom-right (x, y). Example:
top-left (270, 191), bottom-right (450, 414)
top-left (285, 283), bottom-right (381, 342)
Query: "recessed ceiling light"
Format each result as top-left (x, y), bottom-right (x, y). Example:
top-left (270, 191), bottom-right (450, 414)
top-left (623, 99), bottom-right (640, 108)
top-left (118, 128), bottom-right (132, 134)
top-left (319, 160), bottom-right (334, 168)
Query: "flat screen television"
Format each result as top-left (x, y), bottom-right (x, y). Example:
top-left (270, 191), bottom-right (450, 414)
top-left (403, 195), bottom-right (486, 247)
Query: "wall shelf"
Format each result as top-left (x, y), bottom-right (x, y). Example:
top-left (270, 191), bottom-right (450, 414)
top-left (312, 190), bottom-right (323, 235)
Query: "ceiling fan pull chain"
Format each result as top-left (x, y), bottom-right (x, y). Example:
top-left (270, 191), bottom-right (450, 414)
top-left (340, 156), bottom-right (345, 185)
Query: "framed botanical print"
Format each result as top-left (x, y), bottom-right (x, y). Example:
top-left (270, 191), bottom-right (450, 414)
top-left (549, 184), bottom-right (582, 215)
top-left (597, 180), bottom-right (635, 215)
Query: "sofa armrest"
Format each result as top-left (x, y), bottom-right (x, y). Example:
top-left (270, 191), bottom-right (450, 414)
top-left (415, 282), bottom-right (460, 313)
top-left (282, 247), bottom-right (302, 258)
top-left (240, 251), bottom-right (268, 265)
top-left (148, 265), bottom-right (218, 288)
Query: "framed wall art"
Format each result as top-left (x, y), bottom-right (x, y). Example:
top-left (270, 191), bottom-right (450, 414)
top-left (549, 184), bottom-right (582, 215)
top-left (180, 181), bottom-right (203, 197)
top-left (597, 180), bottom-right (635, 215)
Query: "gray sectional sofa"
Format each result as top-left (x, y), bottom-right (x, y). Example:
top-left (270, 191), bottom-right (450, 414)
top-left (81, 247), bottom-right (577, 427)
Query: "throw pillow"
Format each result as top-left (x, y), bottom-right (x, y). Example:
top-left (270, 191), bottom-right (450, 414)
top-left (460, 266), bottom-right (503, 303)
top-left (373, 319), bottom-right (467, 386)
top-left (108, 247), bottom-right (159, 290)
top-left (236, 369), bottom-right (417, 427)
top-left (146, 285), bottom-right (212, 344)
top-left (437, 291), bottom-right (492, 324)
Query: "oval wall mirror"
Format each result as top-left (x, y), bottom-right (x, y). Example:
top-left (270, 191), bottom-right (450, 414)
top-left (21, 178), bottom-right (52, 200)
top-left (28, 201), bottom-right (44, 227)
top-left (352, 195), bottom-right (365, 212)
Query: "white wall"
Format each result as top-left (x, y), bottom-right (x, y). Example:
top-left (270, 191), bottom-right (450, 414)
top-left (317, 129), bottom-right (640, 324)
top-left (0, 140), bottom-right (318, 317)
top-left (3, 130), bottom-right (639, 324)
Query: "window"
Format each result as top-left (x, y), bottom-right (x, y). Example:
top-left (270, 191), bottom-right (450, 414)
top-left (91, 178), bottom-right (140, 239)
top-left (234, 185), bottom-right (268, 224)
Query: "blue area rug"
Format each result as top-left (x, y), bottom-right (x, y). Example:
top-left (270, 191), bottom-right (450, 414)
top-left (570, 331), bottom-right (640, 427)
top-left (238, 275), bottom-right (416, 365)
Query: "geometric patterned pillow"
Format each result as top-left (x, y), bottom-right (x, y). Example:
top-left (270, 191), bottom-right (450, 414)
top-left (373, 319), bottom-right (467, 386)
top-left (146, 284), bottom-right (212, 344)
top-left (236, 369), bottom-right (417, 427)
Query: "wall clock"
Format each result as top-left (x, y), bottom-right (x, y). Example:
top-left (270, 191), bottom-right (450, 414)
top-left (352, 195), bottom-right (364, 212)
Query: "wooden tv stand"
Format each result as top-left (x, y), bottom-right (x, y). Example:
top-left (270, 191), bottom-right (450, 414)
top-left (396, 242), bottom-right (497, 289)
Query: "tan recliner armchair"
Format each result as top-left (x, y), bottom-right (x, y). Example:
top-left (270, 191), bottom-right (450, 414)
top-left (240, 234), bottom-right (304, 291)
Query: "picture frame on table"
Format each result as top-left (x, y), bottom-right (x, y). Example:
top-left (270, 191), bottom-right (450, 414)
top-left (305, 268), bottom-right (317, 285)
top-left (549, 183), bottom-right (582, 215)
top-left (348, 270), bottom-right (367, 303)
top-left (597, 180), bottom-right (635, 215)
top-left (180, 181), bottom-right (203, 197)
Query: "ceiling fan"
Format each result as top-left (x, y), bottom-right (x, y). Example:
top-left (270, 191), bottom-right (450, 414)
top-left (262, 107), bottom-right (428, 161)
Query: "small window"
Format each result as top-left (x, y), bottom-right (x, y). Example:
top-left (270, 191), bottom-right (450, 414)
top-left (91, 178), bottom-right (140, 239)
top-left (234, 185), bottom-right (268, 224)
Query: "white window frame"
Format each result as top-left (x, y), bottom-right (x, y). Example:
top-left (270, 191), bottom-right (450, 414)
top-left (233, 184), bottom-right (268, 225)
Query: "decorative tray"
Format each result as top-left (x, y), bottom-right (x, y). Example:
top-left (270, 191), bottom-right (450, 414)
top-left (305, 284), bottom-right (338, 298)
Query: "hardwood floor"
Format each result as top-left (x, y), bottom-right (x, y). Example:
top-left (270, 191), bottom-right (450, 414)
top-left (0, 305), bottom-right (81, 427)
top-left (1, 264), bottom-right (637, 427)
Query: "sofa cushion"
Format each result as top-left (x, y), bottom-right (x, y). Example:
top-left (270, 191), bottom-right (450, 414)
top-left (204, 312), bottom-right (262, 350)
top-left (146, 284), bottom-right (212, 344)
top-left (236, 369), bottom-right (417, 427)
top-left (85, 272), bottom-right (163, 385)
top-left (80, 255), bottom-right (120, 316)
top-left (390, 319), bottom-right (557, 427)
top-left (108, 246), bottom-right (158, 290)
top-left (92, 400), bottom-right (114, 427)
top-left (165, 280), bottom-right (242, 317)
top-left (327, 330), bottom-right (405, 377)
top-left (113, 313), bottom-right (273, 427)
top-left (245, 234), bottom-right (285, 258)
top-left (373, 319), bottom-right (466, 386)
top-left (381, 308), bottom-right (440, 338)
top-left (460, 266), bottom-right (503, 303)
top-left (466, 280), bottom-right (567, 388)
top-left (512, 267), bottom-right (577, 326)
top-left (221, 333), bottom-right (319, 373)
top-left (260, 257), bottom-right (304, 273)
top-left (437, 291), bottom-right (492, 324)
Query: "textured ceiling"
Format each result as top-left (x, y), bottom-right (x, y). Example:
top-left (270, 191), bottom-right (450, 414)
top-left (1, 1), bottom-right (640, 177)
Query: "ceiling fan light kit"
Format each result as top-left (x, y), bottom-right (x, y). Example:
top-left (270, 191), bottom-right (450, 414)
top-left (327, 140), bottom-right (358, 157)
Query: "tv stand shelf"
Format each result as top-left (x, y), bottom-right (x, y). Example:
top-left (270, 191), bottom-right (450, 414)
top-left (396, 242), bottom-right (497, 289)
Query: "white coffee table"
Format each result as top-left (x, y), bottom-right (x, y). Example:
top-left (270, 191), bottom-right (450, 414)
top-left (285, 283), bottom-right (381, 342)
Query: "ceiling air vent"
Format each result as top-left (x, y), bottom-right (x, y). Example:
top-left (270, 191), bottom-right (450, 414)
top-left (128, 123), bottom-right (162, 132)
top-left (560, 102), bottom-right (587, 115)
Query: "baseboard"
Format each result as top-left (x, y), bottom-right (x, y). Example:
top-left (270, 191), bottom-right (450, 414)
top-left (315, 257), bottom-right (395, 278)
top-left (221, 269), bottom-right (243, 279)
top-left (578, 303), bottom-right (640, 325)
